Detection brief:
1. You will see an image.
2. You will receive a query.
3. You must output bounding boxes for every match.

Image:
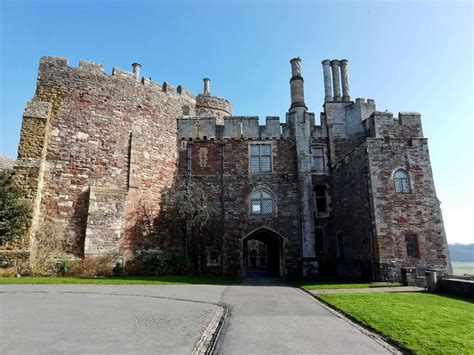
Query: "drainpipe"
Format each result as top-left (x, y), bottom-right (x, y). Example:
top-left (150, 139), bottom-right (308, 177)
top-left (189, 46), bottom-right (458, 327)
top-left (220, 142), bottom-right (226, 277)
top-left (364, 144), bottom-right (377, 281)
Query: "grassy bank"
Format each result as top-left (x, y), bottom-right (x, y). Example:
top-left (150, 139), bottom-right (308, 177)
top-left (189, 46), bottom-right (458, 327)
top-left (0, 275), bottom-right (235, 285)
top-left (295, 280), bottom-right (401, 290)
top-left (317, 292), bottom-right (473, 354)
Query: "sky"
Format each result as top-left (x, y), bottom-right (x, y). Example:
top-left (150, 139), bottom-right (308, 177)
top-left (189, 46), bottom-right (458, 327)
top-left (0, 0), bottom-right (472, 244)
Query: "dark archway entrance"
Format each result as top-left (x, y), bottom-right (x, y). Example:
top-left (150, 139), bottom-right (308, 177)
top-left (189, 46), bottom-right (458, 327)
top-left (243, 228), bottom-right (283, 277)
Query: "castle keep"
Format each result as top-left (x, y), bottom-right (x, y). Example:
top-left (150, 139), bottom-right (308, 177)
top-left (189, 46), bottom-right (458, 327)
top-left (12, 56), bottom-right (451, 280)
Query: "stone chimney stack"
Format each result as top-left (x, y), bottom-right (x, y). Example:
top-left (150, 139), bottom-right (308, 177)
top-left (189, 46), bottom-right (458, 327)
top-left (289, 57), bottom-right (307, 112)
top-left (340, 59), bottom-right (350, 101)
top-left (132, 63), bottom-right (141, 81)
top-left (323, 59), bottom-right (351, 102)
top-left (322, 60), bottom-right (333, 102)
top-left (330, 60), bottom-right (342, 102)
top-left (203, 78), bottom-right (211, 96)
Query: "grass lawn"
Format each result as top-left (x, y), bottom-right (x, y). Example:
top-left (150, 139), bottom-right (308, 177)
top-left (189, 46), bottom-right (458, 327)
top-left (317, 292), bottom-right (473, 354)
top-left (295, 280), bottom-right (401, 290)
top-left (0, 275), bottom-right (235, 285)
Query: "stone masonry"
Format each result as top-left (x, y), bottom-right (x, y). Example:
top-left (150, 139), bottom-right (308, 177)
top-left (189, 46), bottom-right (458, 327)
top-left (8, 56), bottom-right (452, 280)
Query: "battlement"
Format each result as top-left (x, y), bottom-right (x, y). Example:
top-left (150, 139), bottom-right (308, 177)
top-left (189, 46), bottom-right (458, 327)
top-left (366, 111), bottom-right (423, 138)
top-left (37, 56), bottom-right (195, 98)
top-left (177, 116), bottom-right (282, 140)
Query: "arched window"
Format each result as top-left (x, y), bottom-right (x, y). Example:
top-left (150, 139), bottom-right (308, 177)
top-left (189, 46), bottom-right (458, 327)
top-left (394, 169), bottom-right (411, 193)
top-left (250, 189), bottom-right (274, 215)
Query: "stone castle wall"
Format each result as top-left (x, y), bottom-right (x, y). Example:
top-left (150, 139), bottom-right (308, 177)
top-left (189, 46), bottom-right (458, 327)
top-left (15, 56), bottom-right (199, 257)
top-left (177, 117), bottom-right (301, 277)
top-left (365, 112), bottom-right (451, 280)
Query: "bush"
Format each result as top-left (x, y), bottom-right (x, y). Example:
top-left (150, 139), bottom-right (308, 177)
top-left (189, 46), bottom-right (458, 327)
top-left (124, 251), bottom-right (187, 276)
top-left (31, 220), bottom-right (66, 275)
top-left (66, 254), bottom-right (117, 277)
top-left (0, 170), bottom-right (31, 245)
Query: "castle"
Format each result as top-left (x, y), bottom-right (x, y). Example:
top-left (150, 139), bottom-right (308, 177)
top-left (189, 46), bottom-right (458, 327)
top-left (11, 56), bottom-right (452, 280)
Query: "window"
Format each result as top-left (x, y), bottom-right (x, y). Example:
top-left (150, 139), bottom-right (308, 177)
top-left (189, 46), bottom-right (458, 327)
top-left (207, 250), bottom-right (219, 265)
top-left (337, 233), bottom-right (344, 258)
top-left (250, 144), bottom-right (272, 173)
top-left (405, 234), bottom-right (419, 258)
top-left (250, 189), bottom-right (274, 215)
top-left (182, 105), bottom-right (190, 116)
top-left (394, 169), bottom-right (411, 193)
top-left (315, 227), bottom-right (324, 254)
top-left (312, 147), bottom-right (325, 172)
top-left (314, 185), bottom-right (328, 213)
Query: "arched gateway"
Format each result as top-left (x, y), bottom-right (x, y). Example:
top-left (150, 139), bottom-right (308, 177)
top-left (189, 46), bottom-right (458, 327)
top-left (242, 227), bottom-right (284, 277)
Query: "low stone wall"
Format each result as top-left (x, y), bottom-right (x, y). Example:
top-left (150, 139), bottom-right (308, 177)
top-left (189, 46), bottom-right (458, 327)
top-left (439, 277), bottom-right (474, 299)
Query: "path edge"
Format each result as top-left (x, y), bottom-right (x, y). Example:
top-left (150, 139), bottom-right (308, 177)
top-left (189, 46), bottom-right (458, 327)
top-left (192, 304), bottom-right (228, 355)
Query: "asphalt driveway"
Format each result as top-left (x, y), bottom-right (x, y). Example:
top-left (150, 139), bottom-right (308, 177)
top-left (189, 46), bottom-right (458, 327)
top-left (0, 280), bottom-right (397, 354)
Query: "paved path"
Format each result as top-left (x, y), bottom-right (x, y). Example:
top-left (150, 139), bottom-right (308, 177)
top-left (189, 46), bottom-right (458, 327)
top-left (309, 286), bottom-right (424, 294)
top-left (1, 280), bottom-right (398, 354)
top-left (215, 275), bottom-right (396, 354)
top-left (0, 284), bottom-right (225, 355)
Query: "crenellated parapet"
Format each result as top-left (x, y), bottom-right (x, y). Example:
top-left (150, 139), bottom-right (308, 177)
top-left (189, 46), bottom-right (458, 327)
top-left (366, 111), bottom-right (423, 139)
top-left (177, 116), bottom-right (282, 140)
top-left (37, 56), bottom-right (196, 101)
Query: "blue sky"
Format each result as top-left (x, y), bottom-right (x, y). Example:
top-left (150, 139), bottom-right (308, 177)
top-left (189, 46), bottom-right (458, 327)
top-left (1, 0), bottom-right (472, 244)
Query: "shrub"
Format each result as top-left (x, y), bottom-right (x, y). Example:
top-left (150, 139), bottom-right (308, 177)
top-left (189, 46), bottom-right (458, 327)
top-left (0, 170), bottom-right (31, 245)
top-left (31, 220), bottom-right (66, 275)
top-left (66, 254), bottom-right (117, 277)
top-left (124, 251), bottom-right (187, 276)
top-left (0, 267), bottom-right (18, 277)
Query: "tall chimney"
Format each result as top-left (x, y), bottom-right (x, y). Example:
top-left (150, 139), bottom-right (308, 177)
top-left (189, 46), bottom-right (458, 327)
top-left (340, 59), bottom-right (350, 101)
top-left (322, 60), bottom-right (333, 102)
top-left (330, 60), bottom-right (341, 101)
top-left (289, 57), bottom-right (307, 111)
top-left (132, 63), bottom-right (141, 81)
top-left (203, 78), bottom-right (211, 96)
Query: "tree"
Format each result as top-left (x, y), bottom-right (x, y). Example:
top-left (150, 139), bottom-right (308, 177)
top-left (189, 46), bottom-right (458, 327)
top-left (0, 169), bottom-right (31, 245)
top-left (170, 179), bottom-right (218, 273)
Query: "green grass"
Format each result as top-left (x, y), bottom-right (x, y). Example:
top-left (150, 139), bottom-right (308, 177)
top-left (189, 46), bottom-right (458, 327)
top-left (316, 292), bottom-right (474, 354)
top-left (295, 280), bottom-right (401, 290)
top-left (0, 275), bottom-right (235, 285)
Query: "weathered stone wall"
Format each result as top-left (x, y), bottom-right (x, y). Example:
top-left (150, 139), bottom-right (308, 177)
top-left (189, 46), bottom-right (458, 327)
top-left (177, 124), bottom-right (301, 277)
top-left (330, 143), bottom-right (375, 279)
top-left (16, 56), bottom-right (199, 257)
top-left (366, 112), bottom-right (451, 280)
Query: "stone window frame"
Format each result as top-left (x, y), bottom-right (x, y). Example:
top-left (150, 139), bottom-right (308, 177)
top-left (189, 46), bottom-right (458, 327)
top-left (392, 168), bottom-right (412, 194)
top-left (314, 184), bottom-right (330, 218)
top-left (311, 144), bottom-right (328, 174)
top-left (207, 250), bottom-right (220, 266)
top-left (248, 142), bottom-right (273, 174)
top-left (404, 232), bottom-right (421, 259)
top-left (249, 187), bottom-right (276, 217)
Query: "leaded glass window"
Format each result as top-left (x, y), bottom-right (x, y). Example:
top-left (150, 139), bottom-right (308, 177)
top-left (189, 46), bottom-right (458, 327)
top-left (394, 169), bottom-right (411, 193)
top-left (250, 144), bottom-right (272, 173)
top-left (405, 234), bottom-right (419, 258)
top-left (312, 147), bottom-right (325, 172)
top-left (250, 189), bottom-right (274, 215)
